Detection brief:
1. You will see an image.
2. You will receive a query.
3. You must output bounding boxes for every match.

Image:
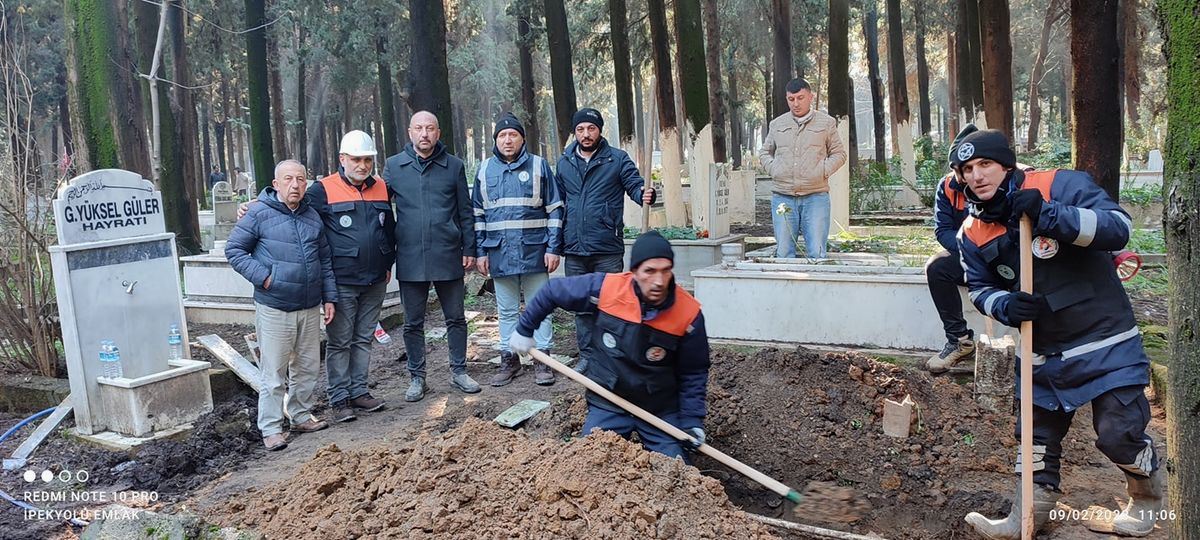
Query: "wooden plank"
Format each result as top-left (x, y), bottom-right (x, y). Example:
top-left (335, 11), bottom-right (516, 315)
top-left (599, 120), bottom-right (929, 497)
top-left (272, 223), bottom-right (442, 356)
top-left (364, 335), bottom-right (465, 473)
top-left (3, 395), bottom-right (73, 470)
top-left (197, 334), bottom-right (262, 389)
top-left (243, 333), bottom-right (259, 364)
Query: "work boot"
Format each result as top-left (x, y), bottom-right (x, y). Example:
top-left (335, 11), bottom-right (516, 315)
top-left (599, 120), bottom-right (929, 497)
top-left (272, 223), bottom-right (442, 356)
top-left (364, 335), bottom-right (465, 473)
top-left (534, 358), bottom-right (556, 386)
top-left (329, 400), bottom-right (357, 423)
top-left (927, 333), bottom-right (975, 374)
top-left (291, 417), bottom-right (329, 433)
top-left (490, 351), bottom-right (522, 387)
top-left (351, 393), bottom-right (386, 412)
top-left (405, 377), bottom-right (428, 402)
top-left (451, 372), bottom-right (481, 394)
top-left (965, 483), bottom-right (1061, 539)
top-left (262, 433), bottom-right (288, 451)
top-left (1110, 468), bottom-right (1164, 537)
top-left (573, 356), bottom-right (589, 374)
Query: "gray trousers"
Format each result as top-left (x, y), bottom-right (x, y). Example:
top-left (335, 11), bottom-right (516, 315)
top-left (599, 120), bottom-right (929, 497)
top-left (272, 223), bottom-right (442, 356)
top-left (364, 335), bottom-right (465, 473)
top-left (325, 281), bottom-right (386, 404)
top-left (254, 303), bottom-right (322, 436)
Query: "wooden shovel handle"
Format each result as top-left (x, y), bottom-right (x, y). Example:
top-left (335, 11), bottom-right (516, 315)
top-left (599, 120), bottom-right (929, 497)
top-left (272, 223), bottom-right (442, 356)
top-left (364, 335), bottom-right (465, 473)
top-left (527, 348), bottom-right (803, 502)
top-left (1018, 216), bottom-right (1035, 540)
top-left (641, 180), bottom-right (651, 233)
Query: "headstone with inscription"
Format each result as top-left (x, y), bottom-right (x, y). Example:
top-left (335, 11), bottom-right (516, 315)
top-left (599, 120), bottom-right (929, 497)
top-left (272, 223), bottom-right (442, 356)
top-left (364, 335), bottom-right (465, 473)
top-left (49, 169), bottom-right (212, 438)
top-left (211, 180), bottom-right (236, 242)
top-left (692, 163), bottom-right (731, 238)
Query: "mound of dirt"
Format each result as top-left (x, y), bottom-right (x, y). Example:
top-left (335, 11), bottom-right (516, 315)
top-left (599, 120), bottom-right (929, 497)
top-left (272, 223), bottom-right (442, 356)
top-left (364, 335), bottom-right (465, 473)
top-left (701, 348), bottom-right (1014, 538)
top-left (217, 418), bottom-right (779, 539)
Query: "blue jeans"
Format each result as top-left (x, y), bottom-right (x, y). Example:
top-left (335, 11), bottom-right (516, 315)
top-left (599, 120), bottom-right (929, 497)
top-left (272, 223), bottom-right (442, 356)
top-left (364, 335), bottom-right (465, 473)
top-left (325, 281), bottom-right (387, 404)
top-left (494, 272), bottom-right (553, 352)
top-left (582, 405), bottom-right (688, 462)
top-left (771, 192), bottom-right (831, 258)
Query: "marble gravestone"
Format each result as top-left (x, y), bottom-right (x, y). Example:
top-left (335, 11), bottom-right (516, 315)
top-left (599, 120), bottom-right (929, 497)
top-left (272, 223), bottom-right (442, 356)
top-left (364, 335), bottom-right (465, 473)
top-left (211, 180), bottom-right (236, 242)
top-left (50, 169), bottom-right (212, 438)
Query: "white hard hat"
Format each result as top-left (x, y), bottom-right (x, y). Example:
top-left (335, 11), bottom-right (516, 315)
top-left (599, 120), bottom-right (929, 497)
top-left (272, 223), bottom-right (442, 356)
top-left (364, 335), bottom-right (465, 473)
top-left (339, 130), bottom-right (378, 157)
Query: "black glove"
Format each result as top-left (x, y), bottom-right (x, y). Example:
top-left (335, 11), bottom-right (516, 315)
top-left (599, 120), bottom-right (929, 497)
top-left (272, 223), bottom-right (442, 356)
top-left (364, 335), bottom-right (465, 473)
top-left (1005, 291), bottom-right (1047, 323)
top-left (1009, 189), bottom-right (1043, 224)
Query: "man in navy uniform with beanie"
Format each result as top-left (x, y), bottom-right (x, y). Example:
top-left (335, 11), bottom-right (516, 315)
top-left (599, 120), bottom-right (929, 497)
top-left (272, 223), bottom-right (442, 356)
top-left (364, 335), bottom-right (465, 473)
top-left (555, 108), bottom-right (655, 373)
top-left (508, 231), bottom-right (709, 461)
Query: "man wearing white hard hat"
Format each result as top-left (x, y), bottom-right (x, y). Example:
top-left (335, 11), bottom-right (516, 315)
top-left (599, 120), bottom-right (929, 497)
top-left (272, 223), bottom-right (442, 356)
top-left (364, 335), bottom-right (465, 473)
top-left (310, 130), bottom-right (397, 422)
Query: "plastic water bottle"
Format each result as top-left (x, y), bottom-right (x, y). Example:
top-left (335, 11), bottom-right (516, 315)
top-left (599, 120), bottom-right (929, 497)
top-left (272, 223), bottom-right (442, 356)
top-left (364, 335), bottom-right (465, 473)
top-left (99, 340), bottom-right (123, 379)
top-left (167, 324), bottom-right (183, 361)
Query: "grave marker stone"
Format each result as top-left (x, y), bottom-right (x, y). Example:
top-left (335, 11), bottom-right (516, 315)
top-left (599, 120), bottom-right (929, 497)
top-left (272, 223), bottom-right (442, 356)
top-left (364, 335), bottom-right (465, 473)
top-left (211, 180), bottom-right (236, 242)
top-left (50, 169), bottom-right (212, 437)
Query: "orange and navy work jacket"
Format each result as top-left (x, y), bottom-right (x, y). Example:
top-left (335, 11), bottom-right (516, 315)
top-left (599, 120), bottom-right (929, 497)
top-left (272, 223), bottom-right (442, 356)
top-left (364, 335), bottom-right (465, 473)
top-left (933, 173), bottom-right (968, 252)
top-left (306, 171), bottom-right (396, 286)
top-left (957, 168), bottom-right (1145, 413)
top-left (515, 272), bottom-right (710, 428)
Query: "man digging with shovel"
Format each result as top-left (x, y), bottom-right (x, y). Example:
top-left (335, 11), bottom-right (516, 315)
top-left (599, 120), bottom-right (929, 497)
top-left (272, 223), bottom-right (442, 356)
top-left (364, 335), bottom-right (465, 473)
top-left (955, 130), bottom-right (1162, 538)
top-left (509, 231), bottom-right (709, 461)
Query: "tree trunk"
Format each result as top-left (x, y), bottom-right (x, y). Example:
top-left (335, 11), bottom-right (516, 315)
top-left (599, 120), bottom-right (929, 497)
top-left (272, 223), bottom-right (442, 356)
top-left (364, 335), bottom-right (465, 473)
top-left (64, 0), bottom-right (150, 174)
top-left (885, 0), bottom-right (915, 188)
top-left (267, 22), bottom-right (287, 165)
top-left (244, 0), bottom-right (274, 191)
top-left (977, 0), bottom-right (1014, 140)
top-left (762, 67), bottom-right (771, 140)
top-left (543, 0), bottom-right (577, 150)
top-left (1121, 0), bottom-right (1143, 131)
top-left (609, 0), bottom-right (635, 147)
top-left (1026, 0), bottom-right (1065, 151)
top-left (296, 25), bottom-right (308, 163)
top-left (863, 0), bottom-right (886, 161)
top-left (377, 36), bottom-right (399, 157)
top-left (1070, 0), bottom-right (1121, 199)
top-left (727, 50), bottom-right (742, 168)
top-left (674, 0), bottom-right (710, 135)
top-left (702, 0), bottom-right (726, 161)
top-left (56, 68), bottom-right (74, 162)
top-left (168, 0), bottom-right (201, 253)
top-left (770, 0), bottom-right (792, 118)
top-left (828, 0), bottom-right (853, 176)
top-left (956, 0), bottom-right (985, 125)
top-left (913, 0), bottom-right (932, 137)
top-left (947, 31), bottom-right (959, 137)
top-left (201, 101), bottom-right (212, 182)
top-left (517, 8), bottom-right (541, 152)
top-left (409, 0), bottom-right (456, 154)
top-left (1160, 4), bottom-right (1200, 535)
top-left (647, 0), bottom-right (686, 225)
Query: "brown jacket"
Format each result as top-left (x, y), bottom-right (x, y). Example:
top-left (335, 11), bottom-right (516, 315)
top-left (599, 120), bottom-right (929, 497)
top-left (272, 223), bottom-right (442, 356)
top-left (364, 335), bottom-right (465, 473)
top-left (758, 110), bottom-right (847, 197)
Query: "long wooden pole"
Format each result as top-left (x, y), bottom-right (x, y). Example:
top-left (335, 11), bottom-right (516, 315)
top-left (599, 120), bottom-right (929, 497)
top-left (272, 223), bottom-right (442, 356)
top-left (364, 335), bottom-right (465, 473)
top-left (641, 179), bottom-right (651, 232)
top-left (527, 348), bottom-right (803, 503)
top-left (1018, 216), bottom-right (1035, 540)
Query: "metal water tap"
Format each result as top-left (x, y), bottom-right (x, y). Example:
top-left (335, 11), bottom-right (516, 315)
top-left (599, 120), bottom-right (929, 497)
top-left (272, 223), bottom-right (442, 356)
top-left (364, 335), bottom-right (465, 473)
top-left (121, 280), bottom-right (138, 294)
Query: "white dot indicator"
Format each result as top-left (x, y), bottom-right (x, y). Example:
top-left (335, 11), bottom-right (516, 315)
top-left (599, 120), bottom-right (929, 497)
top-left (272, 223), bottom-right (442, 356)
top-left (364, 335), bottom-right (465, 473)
top-left (23, 470), bottom-right (35, 483)
top-left (41, 470), bottom-right (53, 483)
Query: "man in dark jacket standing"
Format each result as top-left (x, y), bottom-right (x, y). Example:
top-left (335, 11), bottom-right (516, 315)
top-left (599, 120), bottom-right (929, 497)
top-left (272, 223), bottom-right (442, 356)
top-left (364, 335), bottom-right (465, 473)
top-left (556, 108), bottom-right (654, 371)
top-left (509, 232), bottom-right (708, 461)
top-left (226, 159), bottom-right (337, 451)
top-left (311, 131), bottom-right (395, 422)
top-left (383, 110), bottom-right (480, 402)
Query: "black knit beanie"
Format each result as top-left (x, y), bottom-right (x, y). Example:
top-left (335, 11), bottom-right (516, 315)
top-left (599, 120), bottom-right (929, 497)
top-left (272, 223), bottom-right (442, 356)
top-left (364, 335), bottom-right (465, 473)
top-left (572, 108), bottom-right (604, 131)
top-left (947, 123), bottom-right (978, 167)
top-left (950, 129), bottom-right (1016, 171)
top-left (629, 231), bottom-right (674, 269)
top-left (493, 112), bottom-right (525, 140)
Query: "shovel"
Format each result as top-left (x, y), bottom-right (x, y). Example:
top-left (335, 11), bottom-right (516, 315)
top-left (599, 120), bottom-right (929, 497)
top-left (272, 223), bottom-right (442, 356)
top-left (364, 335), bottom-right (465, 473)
top-left (528, 348), bottom-right (865, 523)
top-left (1018, 216), bottom-right (1035, 540)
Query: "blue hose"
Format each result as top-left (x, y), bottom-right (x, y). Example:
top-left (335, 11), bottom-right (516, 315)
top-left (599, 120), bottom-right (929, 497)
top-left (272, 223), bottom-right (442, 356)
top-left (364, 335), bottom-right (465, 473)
top-left (1, 407), bottom-right (89, 527)
top-left (0, 407), bottom-right (54, 444)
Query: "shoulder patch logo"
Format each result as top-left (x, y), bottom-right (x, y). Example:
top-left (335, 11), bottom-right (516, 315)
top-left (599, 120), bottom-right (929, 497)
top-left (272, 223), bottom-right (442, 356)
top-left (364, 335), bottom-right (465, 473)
top-left (957, 142), bottom-right (975, 162)
top-left (997, 265), bottom-right (1016, 280)
top-left (645, 346), bottom-right (667, 362)
top-left (339, 215), bottom-right (352, 228)
top-left (518, 171), bottom-right (530, 182)
top-left (1032, 236), bottom-right (1059, 259)
top-left (602, 333), bottom-right (617, 349)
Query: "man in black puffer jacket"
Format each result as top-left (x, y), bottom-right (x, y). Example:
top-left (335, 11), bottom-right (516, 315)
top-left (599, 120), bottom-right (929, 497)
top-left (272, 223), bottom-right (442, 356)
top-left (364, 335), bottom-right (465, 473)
top-left (226, 159), bottom-right (337, 451)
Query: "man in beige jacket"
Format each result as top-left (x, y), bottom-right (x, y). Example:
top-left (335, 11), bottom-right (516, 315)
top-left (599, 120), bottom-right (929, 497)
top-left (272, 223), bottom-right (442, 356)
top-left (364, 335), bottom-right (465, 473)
top-left (758, 78), bottom-right (847, 258)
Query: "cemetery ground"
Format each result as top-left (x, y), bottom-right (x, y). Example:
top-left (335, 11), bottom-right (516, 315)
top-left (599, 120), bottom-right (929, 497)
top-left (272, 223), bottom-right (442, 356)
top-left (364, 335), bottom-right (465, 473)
top-left (0, 271), bottom-right (1172, 540)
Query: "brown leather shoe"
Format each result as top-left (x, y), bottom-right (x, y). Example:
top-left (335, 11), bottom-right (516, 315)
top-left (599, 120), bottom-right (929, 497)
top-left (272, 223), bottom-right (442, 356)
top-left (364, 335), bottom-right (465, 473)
top-left (350, 393), bottom-right (385, 412)
top-left (263, 433), bottom-right (288, 451)
top-left (490, 351), bottom-right (522, 387)
top-left (291, 418), bottom-right (329, 433)
top-left (330, 401), bottom-right (357, 423)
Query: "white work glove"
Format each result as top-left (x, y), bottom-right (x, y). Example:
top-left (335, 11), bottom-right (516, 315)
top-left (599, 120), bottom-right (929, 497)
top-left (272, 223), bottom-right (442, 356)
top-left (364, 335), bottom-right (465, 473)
top-left (509, 332), bottom-right (536, 355)
top-left (685, 427), bottom-right (705, 450)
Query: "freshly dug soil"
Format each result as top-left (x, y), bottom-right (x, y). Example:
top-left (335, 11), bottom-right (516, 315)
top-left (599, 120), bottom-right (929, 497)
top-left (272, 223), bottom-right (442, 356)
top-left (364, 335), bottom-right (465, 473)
top-left (699, 347), bottom-right (1168, 539)
top-left (217, 418), bottom-right (779, 540)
